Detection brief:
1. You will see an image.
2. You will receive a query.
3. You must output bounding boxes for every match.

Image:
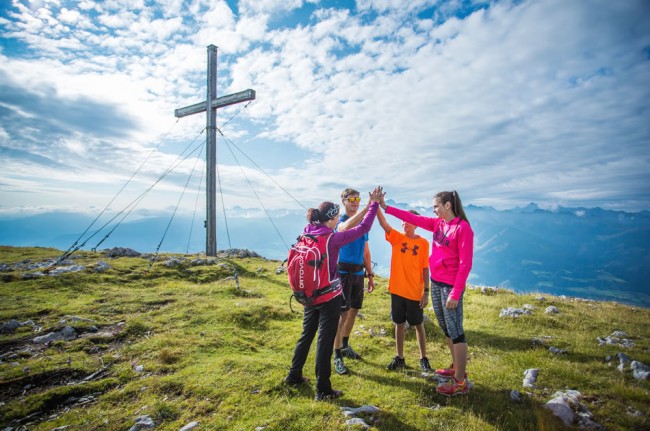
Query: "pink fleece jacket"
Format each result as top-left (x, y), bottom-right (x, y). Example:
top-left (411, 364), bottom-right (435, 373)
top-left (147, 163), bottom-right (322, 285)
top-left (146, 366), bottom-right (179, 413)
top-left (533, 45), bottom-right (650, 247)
top-left (386, 205), bottom-right (473, 300)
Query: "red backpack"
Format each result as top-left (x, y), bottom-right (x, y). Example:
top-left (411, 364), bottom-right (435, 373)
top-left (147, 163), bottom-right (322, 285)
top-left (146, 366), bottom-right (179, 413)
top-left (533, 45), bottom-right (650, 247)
top-left (287, 233), bottom-right (340, 308)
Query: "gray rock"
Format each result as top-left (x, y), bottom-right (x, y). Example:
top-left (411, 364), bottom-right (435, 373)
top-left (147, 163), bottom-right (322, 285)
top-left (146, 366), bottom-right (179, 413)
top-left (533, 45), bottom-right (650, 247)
top-left (179, 421), bottom-right (199, 431)
top-left (60, 316), bottom-right (95, 324)
top-left (48, 265), bottom-right (86, 276)
top-left (219, 249), bottom-right (261, 258)
top-left (163, 258), bottom-right (185, 267)
top-left (577, 416), bottom-right (605, 430)
top-left (33, 332), bottom-right (61, 344)
top-left (95, 260), bottom-right (111, 272)
top-left (61, 326), bottom-right (77, 340)
top-left (598, 336), bottom-right (635, 349)
top-left (617, 352), bottom-right (631, 364)
top-left (627, 407), bottom-right (645, 417)
top-left (532, 336), bottom-right (552, 346)
top-left (545, 306), bottom-right (559, 314)
top-left (1, 319), bottom-right (21, 333)
top-left (544, 397), bottom-right (575, 426)
top-left (549, 346), bottom-right (567, 355)
top-left (129, 415), bottom-right (155, 431)
top-left (631, 361), bottom-right (650, 380)
top-left (190, 258), bottom-right (216, 266)
top-left (106, 247), bottom-right (141, 258)
top-left (523, 368), bottom-right (538, 388)
top-left (500, 307), bottom-right (532, 318)
top-left (480, 286), bottom-right (498, 294)
top-left (340, 405), bottom-right (381, 416)
top-left (33, 326), bottom-right (76, 344)
top-left (510, 390), bottom-right (522, 402)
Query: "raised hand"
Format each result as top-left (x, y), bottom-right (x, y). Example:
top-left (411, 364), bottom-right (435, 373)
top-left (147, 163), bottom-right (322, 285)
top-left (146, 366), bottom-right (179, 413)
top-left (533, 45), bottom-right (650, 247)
top-left (379, 189), bottom-right (387, 209)
top-left (368, 186), bottom-right (383, 203)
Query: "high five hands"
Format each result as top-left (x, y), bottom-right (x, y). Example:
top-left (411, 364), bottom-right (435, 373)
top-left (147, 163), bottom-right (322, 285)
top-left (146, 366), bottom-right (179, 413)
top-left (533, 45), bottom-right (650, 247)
top-left (368, 186), bottom-right (384, 203)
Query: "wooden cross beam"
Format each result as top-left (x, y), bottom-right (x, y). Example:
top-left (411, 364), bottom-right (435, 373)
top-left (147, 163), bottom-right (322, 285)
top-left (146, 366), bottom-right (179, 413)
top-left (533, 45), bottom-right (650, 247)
top-left (174, 44), bottom-right (256, 257)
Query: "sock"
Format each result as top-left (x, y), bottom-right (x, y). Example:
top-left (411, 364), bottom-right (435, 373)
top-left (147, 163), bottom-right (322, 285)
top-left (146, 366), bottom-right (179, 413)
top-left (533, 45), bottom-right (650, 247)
top-left (342, 337), bottom-right (349, 349)
top-left (335, 349), bottom-right (342, 359)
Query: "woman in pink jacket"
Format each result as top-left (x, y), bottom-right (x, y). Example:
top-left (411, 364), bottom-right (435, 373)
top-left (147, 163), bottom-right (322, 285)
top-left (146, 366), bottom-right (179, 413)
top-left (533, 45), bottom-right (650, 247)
top-left (381, 190), bottom-right (473, 396)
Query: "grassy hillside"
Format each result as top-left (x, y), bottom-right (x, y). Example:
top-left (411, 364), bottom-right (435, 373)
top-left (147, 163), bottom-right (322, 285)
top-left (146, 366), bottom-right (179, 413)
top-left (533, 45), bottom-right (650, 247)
top-left (0, 246), bottom-right (648, 430)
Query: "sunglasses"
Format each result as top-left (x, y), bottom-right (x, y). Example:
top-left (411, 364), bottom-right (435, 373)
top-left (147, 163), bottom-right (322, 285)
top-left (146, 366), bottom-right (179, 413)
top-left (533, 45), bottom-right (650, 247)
top-left (346, 197), bottom-right (361, 202)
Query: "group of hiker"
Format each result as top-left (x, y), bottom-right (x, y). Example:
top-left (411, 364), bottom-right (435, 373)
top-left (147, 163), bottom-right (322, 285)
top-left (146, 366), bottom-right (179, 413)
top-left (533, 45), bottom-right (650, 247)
top-left (285, 186), bottom-right (474, 401)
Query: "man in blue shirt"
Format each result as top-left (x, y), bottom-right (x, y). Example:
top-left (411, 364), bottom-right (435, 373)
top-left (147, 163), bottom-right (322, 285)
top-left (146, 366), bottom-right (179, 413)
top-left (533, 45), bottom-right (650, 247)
top-left (333, 188), bottom-right (376, 375)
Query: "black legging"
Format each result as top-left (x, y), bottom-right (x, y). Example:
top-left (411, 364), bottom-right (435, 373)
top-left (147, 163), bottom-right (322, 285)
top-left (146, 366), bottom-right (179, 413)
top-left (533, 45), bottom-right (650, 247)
top-left (288, 294), bottom-right (343, 393)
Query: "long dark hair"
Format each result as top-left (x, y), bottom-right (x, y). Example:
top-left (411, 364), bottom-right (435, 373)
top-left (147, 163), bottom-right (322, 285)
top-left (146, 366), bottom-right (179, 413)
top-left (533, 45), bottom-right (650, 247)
top-left (435, 190), bottom-right (469, 224)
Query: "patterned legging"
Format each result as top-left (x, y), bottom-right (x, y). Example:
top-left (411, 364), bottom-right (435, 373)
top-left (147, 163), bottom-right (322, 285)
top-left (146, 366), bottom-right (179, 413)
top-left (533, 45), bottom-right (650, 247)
top-left (431, 280), bottom-right (465, 343)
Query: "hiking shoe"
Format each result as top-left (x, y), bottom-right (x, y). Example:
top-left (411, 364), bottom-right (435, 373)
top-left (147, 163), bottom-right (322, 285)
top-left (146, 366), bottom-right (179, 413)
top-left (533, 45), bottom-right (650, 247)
top-left (435, 364), bottom-right (455, 377)
top-left (420, 357), bottom-right (433, 372)
top-left (284, 375), bottom-right (310, 386)
top-left (315, 389), bottom-right (343, 401)
top-left (437, 377), bottom-right (469, 396)
top-left (342, 345), bottom-right (362, 360)
top-left (387, 356), bottom-right (406, 370)
top-left (334, 357), bottom-right (348, 375)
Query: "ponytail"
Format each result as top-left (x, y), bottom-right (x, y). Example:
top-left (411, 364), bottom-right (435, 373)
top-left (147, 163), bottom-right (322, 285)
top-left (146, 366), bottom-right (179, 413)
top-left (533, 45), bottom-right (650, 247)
top-left (306, 208), bottom-right (321, 224)
top-left (435, 190), bottom-right (470, 225)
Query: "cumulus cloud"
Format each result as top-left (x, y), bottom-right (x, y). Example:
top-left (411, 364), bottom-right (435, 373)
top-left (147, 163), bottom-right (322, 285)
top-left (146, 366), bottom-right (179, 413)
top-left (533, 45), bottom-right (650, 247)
top-left (0, 0), bottom-right (648, 216)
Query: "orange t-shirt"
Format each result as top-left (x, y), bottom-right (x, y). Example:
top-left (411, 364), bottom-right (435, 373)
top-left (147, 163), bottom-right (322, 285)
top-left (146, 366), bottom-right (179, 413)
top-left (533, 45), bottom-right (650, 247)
top-left (385, 229), bottom-right (430, 301)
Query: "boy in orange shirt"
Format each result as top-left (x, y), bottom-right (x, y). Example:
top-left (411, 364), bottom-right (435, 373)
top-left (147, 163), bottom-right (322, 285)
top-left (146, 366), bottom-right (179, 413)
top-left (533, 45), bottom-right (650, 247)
top-left (376, 207), bottom-right (432, 372)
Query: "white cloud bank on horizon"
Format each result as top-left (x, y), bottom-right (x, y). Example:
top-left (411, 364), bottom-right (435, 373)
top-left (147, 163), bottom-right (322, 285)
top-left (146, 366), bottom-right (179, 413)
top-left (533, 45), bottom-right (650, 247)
top-left (0, 0), bottom-right (649, 218)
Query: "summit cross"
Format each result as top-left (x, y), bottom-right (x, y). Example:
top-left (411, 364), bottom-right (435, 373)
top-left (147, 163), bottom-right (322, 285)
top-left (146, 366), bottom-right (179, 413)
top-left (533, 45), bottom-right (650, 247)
top-left (174, 44), bottom-right (256, 257)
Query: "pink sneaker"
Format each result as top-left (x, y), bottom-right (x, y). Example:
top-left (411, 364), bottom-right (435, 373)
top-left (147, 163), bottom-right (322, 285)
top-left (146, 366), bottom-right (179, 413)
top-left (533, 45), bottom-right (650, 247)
top-left (434, 364), bottom-right (455, 377)
top-left (437, 376), bottom-right (469, 396)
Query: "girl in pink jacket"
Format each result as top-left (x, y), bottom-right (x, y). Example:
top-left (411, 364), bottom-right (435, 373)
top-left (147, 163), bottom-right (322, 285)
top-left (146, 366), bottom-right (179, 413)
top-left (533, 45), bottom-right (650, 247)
top-left (381, 190), bottom-right (473, 396)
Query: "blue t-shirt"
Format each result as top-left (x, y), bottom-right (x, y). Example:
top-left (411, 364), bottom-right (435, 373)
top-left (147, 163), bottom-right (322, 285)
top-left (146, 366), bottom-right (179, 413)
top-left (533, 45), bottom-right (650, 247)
top-left (337, 213), bottom-right (368, 274)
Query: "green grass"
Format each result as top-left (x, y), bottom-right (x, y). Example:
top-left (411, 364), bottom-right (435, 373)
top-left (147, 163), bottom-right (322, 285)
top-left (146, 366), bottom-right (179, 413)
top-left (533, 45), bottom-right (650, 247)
top-left (0, 246), bottom-right (648, 430)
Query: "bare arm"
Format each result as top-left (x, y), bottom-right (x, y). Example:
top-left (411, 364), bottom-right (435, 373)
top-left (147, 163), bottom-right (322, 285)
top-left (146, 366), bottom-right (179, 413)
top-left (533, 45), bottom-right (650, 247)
top-left (363, 241), bottom-right (375, 293)
top-left (337, 187), bottom-right (382, 232)
top-left (376, 207), bottom-right (392, 234)
top-left (336, 203), bottom-right (369, 232)
top-left (419, 267), bottom-right (430, 309)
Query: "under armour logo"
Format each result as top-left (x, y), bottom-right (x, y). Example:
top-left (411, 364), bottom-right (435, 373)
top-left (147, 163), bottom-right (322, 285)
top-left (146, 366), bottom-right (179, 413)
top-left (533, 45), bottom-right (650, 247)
top-left (400, 243), bottom-right (419, 255)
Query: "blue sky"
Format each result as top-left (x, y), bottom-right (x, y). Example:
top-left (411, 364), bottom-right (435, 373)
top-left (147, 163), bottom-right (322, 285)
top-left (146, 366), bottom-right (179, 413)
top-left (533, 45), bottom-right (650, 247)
top-left (0, 0), bottom-right (649, 220)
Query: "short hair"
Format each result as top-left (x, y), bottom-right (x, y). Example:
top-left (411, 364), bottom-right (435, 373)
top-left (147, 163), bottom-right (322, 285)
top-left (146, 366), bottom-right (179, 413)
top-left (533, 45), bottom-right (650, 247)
top-left (341, 188), bottom-right (359, 199)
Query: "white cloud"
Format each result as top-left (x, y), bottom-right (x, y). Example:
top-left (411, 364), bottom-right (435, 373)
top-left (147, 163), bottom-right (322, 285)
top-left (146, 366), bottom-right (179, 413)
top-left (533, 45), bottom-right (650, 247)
top-left (58, 7), bottom-right (80, 23)
top-left (239, 0), bottom-right (306, 16)
top-left (0, 0), bottom-right (648, 216)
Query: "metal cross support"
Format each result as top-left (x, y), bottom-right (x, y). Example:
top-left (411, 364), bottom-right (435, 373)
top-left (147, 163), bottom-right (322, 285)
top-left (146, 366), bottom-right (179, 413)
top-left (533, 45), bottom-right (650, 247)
top-left (174, 44), bottom-right (256, 257)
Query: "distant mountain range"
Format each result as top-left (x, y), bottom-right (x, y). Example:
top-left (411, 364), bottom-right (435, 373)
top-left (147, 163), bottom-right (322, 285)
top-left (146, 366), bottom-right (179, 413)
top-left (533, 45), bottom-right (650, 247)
top-left (1, 202), bottom-right (648, 307)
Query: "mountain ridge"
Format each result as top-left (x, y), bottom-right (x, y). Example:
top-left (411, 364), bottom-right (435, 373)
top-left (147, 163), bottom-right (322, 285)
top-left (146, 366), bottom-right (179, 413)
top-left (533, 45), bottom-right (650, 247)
top-left (1, 203), bottom-right (648, 307)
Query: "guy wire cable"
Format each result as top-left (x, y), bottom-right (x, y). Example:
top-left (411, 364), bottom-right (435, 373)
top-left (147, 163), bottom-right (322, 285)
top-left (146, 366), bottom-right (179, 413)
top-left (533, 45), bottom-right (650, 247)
top-left (187, 150), bottom-right (206, 254)
top-left (148, 142), bottom-right (205, 271)
top-left (219, 129), bottom-right (290, 251)
top-left (217, 129), bottom-right (306, 211)
top-left (48, 118), bottom-right (183, 270)
top-left (91, 139), bottom-right (205, 252)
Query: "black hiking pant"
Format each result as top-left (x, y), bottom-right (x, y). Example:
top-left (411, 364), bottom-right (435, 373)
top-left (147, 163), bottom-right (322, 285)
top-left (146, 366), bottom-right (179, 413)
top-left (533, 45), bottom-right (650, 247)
top-left (288, 294), bottom-right (343, 393)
